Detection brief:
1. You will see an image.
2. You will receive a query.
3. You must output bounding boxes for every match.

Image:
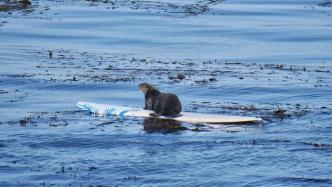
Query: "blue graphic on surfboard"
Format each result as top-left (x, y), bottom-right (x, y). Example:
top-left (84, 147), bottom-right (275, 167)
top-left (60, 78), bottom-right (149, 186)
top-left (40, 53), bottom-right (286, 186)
top-left (77, 101), bottom-right (262, 124)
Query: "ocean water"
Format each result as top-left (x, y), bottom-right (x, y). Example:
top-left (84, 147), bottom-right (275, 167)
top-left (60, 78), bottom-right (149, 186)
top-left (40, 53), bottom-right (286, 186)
top-left (0, 0), bottom-right (332, 186)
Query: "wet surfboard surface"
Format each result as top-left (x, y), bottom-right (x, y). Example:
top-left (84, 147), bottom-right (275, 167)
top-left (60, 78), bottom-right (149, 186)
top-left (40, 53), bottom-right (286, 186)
top-left (77, 101), bottom-right (262, 124)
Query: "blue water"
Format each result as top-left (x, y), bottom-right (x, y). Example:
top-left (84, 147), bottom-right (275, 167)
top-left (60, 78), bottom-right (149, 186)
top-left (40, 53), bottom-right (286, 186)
top-left (1, 0), bottom-right (332, 186)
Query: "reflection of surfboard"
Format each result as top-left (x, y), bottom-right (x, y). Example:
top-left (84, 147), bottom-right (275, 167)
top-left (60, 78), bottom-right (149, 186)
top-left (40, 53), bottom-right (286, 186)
top-left (77, 101), bottom-right (262, 124)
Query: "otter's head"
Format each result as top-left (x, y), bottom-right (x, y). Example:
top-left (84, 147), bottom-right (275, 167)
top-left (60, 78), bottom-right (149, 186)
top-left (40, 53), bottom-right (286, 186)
top-left (138, 83), bottom-right (157, 94)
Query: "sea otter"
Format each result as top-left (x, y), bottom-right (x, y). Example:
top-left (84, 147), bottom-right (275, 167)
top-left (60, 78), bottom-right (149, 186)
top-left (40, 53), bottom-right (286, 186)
top-left (138, 83), bottom-right (182, 117)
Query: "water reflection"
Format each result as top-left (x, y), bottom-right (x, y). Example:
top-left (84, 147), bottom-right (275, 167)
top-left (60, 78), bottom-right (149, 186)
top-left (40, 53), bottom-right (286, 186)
top-left (143, 117), bottom-right (188, 134)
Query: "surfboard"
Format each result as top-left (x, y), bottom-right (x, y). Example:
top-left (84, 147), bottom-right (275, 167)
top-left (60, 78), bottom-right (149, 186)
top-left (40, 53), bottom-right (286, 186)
top-left (77, 101), bottom-right (262, 124)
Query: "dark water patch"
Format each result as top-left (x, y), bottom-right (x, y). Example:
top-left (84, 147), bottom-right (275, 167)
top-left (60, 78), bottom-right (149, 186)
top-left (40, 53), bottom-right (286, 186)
top-left (48, 119), bottom-right (69, 127)
top-left (84, 0), bottom-right (224, 17)
top-left (274, 176), bottom-right (332, 185)
top-left (0, 110), bottom-right (80, 126)
top-left (2, 73), bottom-right (36, 78)
top-left (0, 89), bottom-right (9, 94)
top-left (232, 138), bottom-right (332, 151)
top-left (0, 0), bottom-right (32, 12)
top-left (0, 88), bottom-right (28, 104)
top-left (319, 1), bottom-right (332, 7)
top-left (302, 142), bottom-right (331, 148)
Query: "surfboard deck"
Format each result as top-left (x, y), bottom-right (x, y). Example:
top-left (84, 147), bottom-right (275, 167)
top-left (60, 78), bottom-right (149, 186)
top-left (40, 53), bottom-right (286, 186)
top-left (77, 101), bottom-right (262, 124)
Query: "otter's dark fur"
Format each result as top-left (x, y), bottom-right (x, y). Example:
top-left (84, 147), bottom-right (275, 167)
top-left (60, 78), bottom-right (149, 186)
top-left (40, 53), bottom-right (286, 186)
top-left (138, 83), bottom-right (182, 117)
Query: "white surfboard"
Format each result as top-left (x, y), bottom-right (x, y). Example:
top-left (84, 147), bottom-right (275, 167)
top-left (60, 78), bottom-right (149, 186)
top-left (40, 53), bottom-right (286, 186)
top-left (77, 101), bottom-right (262, 124)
